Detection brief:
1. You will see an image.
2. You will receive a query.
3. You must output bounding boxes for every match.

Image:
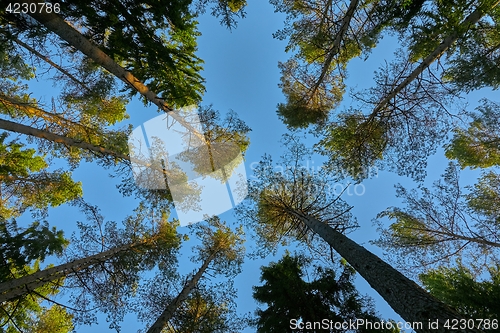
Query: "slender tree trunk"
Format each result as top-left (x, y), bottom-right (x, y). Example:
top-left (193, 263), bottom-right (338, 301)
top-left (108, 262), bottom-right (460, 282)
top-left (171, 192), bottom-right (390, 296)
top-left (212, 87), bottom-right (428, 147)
top-left (0, 94), bottom-right (94, 134)
top-left (0, 118), bottom-right (129, 160)
top-left (0, 242), bottom-right (143, 303)
top-left (285, 208), bottom-right (484, 333)
top-left (308, 0), bottom-right (359, 101)
top-left (373, 0), bottom-right (500, 115)
top-left (0, 117), bottom-right (185, 182)
top-left (146, 253), bottom-right (215, 333)
top-left (25, 2), bottom-right (206, 143)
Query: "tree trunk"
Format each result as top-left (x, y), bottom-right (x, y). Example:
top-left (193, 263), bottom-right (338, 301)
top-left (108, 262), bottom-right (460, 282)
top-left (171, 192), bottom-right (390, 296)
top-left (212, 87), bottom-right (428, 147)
top-left (25, 2), bottom-right (206, 143)
top-left (0, 242), bottom-right (142, 303)
top-left (0, 118), bottom-right (184, 182)
top-left (308, 0), bottom-right (359, 101)
top-left (0, 118), bottom-right (129, 160)
top-left (373, 0), bottom-right (500, 115)
top-left (0, 94), bottom-right (100, 137)
top-left (286, 208), bottom-right (484, 333)
top-left (146, 253), bottom-right (215, 333)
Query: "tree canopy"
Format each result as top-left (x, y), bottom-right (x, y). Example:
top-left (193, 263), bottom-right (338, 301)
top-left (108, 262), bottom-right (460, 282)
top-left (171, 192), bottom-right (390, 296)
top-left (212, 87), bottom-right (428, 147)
top-left (252, 252), bottom-right (398, 333)
top-left (2, 0), bottom-right (500, 332)
top-left (420, 264), bottom-right (500, 320)
top-left (375, 163), bottom-right (500, 275)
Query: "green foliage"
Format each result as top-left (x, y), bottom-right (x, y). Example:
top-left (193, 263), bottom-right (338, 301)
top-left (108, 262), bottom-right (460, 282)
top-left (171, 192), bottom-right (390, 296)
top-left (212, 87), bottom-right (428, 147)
top-left (59, 57), bottom-right (129, 125)
top-left (0, 2), bottom-right (250, 331)
top-left (199, 106), bottom-right (250, 155)
top-left (66, 203), bottom-right (182, 327)
top-left (270, 0), bottom-right (363, 128)
top-left (443, 0), bottom-right (500, 92)
top-left (163, 283), bottom-right (246, 333)
top-left (0, 261), bottom-right (73, 333)
top-left (236, 134), bottom-right (357, 254)
top-left (0, 43), bottom-right (34, 83)
top-left (314, 0), bottom-right (497, 181)
top-left (24, 304), bottom-right (75, 333)
top-left (53, 0), bottom-right (205, 107)
top-left (445, 99), bottom-right (500, 168)
top-left (269, 0), bottom-right (432, 129)
top-left (420, 264), bottom-right (500, 319)
top-left (252, 253), bottom-right (398, 333)
top-left (418, 0), bottom-right (500, 91)
top-left (319, 112), bottom-right (387, 180)
top-left (466, 171), bottom-right (500, 225)
top-left (370, 0), bottom-right (427, 35)
top-left (135, 218), bottom-right (245, 332)
top-left (319, 51), bottom-right (454, 182)
top-left (0, 38), bottom-right (132, 167)
top-left (397, 0), bottom-right (500, 91)
top-left (191, 217), bottom-right (245, 276)
top-left (405, 0), bottom-right (472, 61)
top-left (0, 133), bottom-right (47, 175)
top-left (0, 218), bottom-right (68, 283)
top-left (276, 60), bottom-right (343, 129)
top-left (276, 97), bottom-right (329, 129)
top-left (193, 0), bottom-right (247, 28)
top-left (383, 211), bottom-right (437, 248)
top-left (0, 0), bottom-right (207, 108)
top-left (177, 105), bottom-right (251, 180)
top-left (0, 133), bottom-right (83, 218)
top-left (375, 163), bottom-right (500, 275)
top-left (226, 0), bottom-right (247, 12)
top-left (0, 122), bottom-right (74, 332)
top-left (271, 0), bottom-right (373, 56)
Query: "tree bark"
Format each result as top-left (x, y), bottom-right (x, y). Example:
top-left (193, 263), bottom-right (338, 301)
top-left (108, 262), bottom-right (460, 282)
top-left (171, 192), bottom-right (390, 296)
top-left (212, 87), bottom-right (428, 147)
top-left (0, 118), bottom-right (129, 160)
top-left (285, 208), bottom-right (484, 333)
top-left (146, 253), bottom-right (215, 333)
top-left (0, 116), bottom-right (189, 186)
top-left (0, 94), bottom-right (96, 135)
top-left (0, 242), bottom-right (142, 303)
top-left (25, 2), bottom-right (206, 143)
top-left (373, 0), bottom-right (500, 115)
top-left (308, 0), bottom-right (359, 101)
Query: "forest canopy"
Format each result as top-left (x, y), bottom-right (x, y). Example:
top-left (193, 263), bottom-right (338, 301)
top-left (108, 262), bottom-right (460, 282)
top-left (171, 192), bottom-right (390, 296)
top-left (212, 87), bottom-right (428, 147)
top-left (1, 0), bottom-right (499, 332)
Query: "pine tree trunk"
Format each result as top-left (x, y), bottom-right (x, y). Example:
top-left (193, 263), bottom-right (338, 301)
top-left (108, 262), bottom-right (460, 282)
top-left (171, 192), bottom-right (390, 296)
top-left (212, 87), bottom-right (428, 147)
top-left (0, 118), bottom-right (179, 179)
top-left (0, 94), bottom-right (91, 131)
top-left (373, 0), bottom-right (500, 114)
top-left (0, 118), bottom-right (129, 160)
top-left (308, 0), bottom-right (359, 99)
top-left (25, 2), bottom-right (206, 143)
top-left (286, 208), bottom-right (484, 333)
top-left (0, 242), bottom-right (140, 303)
top-left (146, 253), bottom-right (215, 333)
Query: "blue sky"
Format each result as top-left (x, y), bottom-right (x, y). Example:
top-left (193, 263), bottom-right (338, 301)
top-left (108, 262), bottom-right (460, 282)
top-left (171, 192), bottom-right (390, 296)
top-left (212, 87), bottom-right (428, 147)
top-left (15, 1), bottom-right (496, 332)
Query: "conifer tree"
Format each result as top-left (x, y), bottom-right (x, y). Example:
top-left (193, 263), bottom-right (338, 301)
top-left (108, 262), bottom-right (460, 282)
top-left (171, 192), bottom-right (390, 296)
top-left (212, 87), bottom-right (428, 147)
top-left (445, 99), bottom-right (500, 169)
top-left (2, 0), bottom-right (205, 108)
top-left (0, 133), bottom-right (82, 219)
top-left (141, 217), bottom-right (245, 333)
top-left (252, 252), bottom-right (398, 333)
top-left (375, 163), bottom-right (500, 275)
top-left (420, 264), bottom-right (500, 320)
top-left (237, 136), bottom-right (480, 333)
top-left (0, 261), bottom-right (74, 333)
